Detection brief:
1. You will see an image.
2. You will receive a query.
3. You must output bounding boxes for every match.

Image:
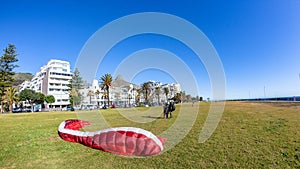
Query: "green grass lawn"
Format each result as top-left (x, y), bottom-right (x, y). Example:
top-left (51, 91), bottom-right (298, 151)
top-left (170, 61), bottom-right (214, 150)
top-left (1, 102), bottom-right (300, 168)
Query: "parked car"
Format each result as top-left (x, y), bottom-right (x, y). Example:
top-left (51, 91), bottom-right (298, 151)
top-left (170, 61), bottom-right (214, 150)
top-left (66, 106), bottom-right (74, 111)
top-left (12, 108), bottom-right (22, 113)
top-left (22, 108), bottom-right (32, 112)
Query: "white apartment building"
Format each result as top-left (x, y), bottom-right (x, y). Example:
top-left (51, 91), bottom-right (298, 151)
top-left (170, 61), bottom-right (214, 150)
top-left (19, 59), bottom-right (72, 109)
top-left (79, 77), bottom-right (181, 108)
top-left (142, 81), bottom-right (181, 104)
top-left (18, 80), bottom-right (31, 92)
top-left (80, 80), bottom-right (102, 107)
top-left (80, 78), bottom-right (137, 108)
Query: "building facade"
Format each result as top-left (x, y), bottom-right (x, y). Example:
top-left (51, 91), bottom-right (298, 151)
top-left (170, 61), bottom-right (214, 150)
top-left (80, 76), bottom-right (137, 108)
top-left (79, 77), bottom-right (181, 108)
top-left (19, 59), bottom-right (72, 109)
top-left (140, 81), bottom-right (181, 105)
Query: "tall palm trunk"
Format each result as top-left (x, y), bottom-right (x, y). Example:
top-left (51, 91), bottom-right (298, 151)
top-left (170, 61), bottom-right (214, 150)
top-left (9, 102), bottom-right (13, 113)
top-left (106, 86), bottom-right (110, 107)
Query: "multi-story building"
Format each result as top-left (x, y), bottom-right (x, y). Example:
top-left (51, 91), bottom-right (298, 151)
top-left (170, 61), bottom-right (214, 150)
top-left (19, 59), bottom-right (72, 109)
top-left (79, 76), bottom-right (181, 108)
top-left (18, 80), bottom-right (31, 92)
top-left (80, 76), bottom-right (137, 108)
top-left (80, 80), bottom-right (102, 107)
top-left (141, 81), bottom-right (181, 104)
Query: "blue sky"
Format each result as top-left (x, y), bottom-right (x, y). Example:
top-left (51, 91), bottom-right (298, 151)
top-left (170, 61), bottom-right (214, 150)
top-left (1, 0), bottom-right (300, 99)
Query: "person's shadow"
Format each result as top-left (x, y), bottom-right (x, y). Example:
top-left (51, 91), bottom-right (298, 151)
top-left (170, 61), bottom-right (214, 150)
top-left (141, 115), bottom-right (164, 119)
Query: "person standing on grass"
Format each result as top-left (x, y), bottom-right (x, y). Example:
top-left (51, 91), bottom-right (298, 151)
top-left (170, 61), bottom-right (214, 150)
top-left (168, 101), bottom-right (175, 118)
top-left (163, 103), bottom-right (169, 119)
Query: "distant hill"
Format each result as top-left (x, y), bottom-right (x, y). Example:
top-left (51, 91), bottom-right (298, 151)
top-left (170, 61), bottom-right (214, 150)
top-left (12, 73), bottom-right (33, 87)
top-left (111, 75), bottom-right (130, 87)
top-left (111, 75), bottom-right (138, 89)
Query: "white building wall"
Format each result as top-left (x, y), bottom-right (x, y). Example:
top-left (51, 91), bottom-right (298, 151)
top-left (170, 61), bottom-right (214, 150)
top-left (78, 79), bottom-right (180, 108)
top-left (18, 81), bottom-right (31, 92)
top-left (19, 59), bottom-right (72, 109)
top-left (46, 60), bottom-right (71, 107)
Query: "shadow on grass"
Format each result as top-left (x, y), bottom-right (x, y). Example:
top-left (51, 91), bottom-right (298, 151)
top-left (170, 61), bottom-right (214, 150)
top-left (141, 115), bottom-right (164, 119)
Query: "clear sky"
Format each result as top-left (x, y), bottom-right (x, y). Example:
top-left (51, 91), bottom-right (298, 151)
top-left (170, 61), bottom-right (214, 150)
top-left (1, 0), bottom-right (300, 99)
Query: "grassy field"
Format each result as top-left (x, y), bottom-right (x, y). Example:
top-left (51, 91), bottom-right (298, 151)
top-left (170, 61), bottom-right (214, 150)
top-left (1, 102), bottom-right (300, 168)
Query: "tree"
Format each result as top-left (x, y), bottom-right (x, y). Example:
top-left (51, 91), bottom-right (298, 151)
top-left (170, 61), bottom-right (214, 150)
top-left (181, 91), bottom-right (186, 102)
top-left (70, 88), bottom-right (81, 107)
top-left (173, 92), bottom-right (182, 103)
top-left (126, 85), bottom-right (132, 106)
top-left (135, 88), bottom-right (142, 104)
top-left (45, 95), bottom-right (55, 109)
top-left (95, 90), bottom-right (101, 106)
top-left (127, 93), bottom-right (132, 106)
top-left (186, 94), bottom-right (192, 102)
top-left (155, 86), bottom-right (161, 105)
top-left (35, 92), bottom-right (45, 104)
top-left (101, 90), bottom-right (108, 100)
top-left (0, 44), bottom-right (18, 113)
top-left (3, 87), bottom-right (18, 113)
top-left (87, 90), bottom-right (94, 105)
top-left (100, 74), bottom-right (112, 107)
top-left (68, 68), bottom-right (83, 107)
top-left (69, 68), bottom-right (83, 89)
top-left (19, 89), bottom-right (39, 111)
top-left (141, 82), bottom-right (151, 104)
top-left (163, 87), bottom-right (169, 101)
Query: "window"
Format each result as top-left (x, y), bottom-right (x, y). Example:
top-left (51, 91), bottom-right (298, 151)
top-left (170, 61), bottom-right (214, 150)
top-left (50, 72), bottom-right (71, 76)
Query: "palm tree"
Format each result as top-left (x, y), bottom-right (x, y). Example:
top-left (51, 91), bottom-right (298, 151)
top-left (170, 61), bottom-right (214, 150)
top-left (135, 88), bottom-right (141, 104)
top-left (87, 90), bottom-right (94, 105)
top-left (163, 87), bottom-right (169, 102)
top-left (174, 92), bottom-right (182, 103)
top-left (141, 82), bottom-right (151, 104)
top-left (181, 91), bottom-right (186, 102)
top-left (4, 87), bottom-right (18, 113)
top-left (70, 87), bottom-right (79, 107)
top-left (125, 86), bottom-right (130, 106)
top-left (186, 94), bottom-right (192, 102)
top-left (101, 90), bottom-right (108, 106)
top-left (155, 86), bottom-right (161, 105)
top-left (95, 89), bottom-right (101, 106)
top-left (100, 74), bottom-right (112, 106)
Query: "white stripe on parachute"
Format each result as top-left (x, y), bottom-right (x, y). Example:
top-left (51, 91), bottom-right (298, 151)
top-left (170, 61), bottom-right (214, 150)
top-left (58, 120), bottom-right (163, 151)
